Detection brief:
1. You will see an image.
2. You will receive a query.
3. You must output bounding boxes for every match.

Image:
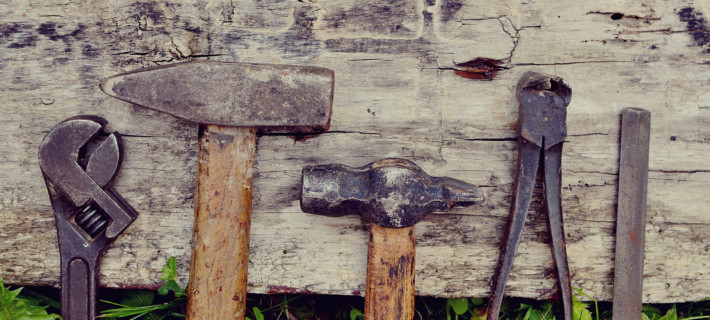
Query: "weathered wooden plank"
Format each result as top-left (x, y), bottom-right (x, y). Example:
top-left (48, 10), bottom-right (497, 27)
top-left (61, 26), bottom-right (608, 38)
top-left (0, 0), bottom-right (709, 303)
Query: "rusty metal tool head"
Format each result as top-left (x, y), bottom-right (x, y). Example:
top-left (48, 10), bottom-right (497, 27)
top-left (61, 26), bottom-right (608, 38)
top-left (301, 158), bottom-right (484, 320)
top-left (39, 116), bottom-right (138, 320)
top-left (488, 72), bottom-right (573, 320)
top-left (101, 61), bottom-right (334, 319)
top-left (301, 158), bottom-right (484, 228)
top-left (517, 71), bottom-right (571, 149)
top-left (101, 61), bottom-right (334, 132)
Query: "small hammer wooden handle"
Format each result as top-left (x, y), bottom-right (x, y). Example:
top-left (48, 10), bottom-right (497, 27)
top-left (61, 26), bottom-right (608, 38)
top-left (365, 224), bottom-right (416, 320)
top-left (186, 125), bottom-right (256, 319)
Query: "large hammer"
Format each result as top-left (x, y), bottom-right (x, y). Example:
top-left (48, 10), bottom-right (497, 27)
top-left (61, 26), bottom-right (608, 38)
top-left (101, 61), bottom-right (334, 319)
top-left (300, 158), bottom-right (484, 319)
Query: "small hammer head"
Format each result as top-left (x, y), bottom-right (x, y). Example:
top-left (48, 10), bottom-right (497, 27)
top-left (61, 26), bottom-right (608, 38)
top-left (300, 158), bottom-right (484, 228)
top-left (101, 61), bottom-right (334, 133)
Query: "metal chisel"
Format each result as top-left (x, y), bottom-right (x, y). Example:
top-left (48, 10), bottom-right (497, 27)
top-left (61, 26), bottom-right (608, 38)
top-left (613, 107), bottom-right (651, 320)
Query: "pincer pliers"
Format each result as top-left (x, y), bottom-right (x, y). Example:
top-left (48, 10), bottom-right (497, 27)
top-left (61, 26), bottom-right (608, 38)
top-left (487, 72), bottom-right (573, 320)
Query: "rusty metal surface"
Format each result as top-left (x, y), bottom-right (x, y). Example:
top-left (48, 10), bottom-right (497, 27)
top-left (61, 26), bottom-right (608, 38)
top-left (39, 116), bottom-right (138, 320)
top-left (613, 108), bottom-right (651, 320)
top-left (517, 72), bottom-right (571, 149)
top-left (488, 72), bottom-right (573, 320)
top-left (101, 61), bottom-right (334, 133)
top-left (300, 158), bottom-right (484, 228)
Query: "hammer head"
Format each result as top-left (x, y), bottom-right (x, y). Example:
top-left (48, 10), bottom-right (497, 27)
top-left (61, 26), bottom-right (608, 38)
top-left (300, 158), bottom-right (484, 228)
top-left (101, 61), bottom-right (334, 133)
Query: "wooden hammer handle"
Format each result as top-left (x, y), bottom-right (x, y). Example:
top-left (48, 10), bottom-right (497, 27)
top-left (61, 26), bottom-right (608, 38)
top-left (186, 125), bottom-right (256, 319)
top-left (365, 224), bottom-right (416, 320)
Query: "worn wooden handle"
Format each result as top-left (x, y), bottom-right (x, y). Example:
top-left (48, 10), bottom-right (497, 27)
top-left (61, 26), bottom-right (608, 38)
top-left (186, 125), bottom-right (256, 320)
top-left (365, 224), bottom-right (416, 320)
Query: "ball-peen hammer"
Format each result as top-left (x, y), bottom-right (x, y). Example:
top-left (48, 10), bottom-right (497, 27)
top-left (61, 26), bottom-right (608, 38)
top-left (300, 158), bottom-right (484, 319)
top-left (101, 61), bottom-right (334, 319)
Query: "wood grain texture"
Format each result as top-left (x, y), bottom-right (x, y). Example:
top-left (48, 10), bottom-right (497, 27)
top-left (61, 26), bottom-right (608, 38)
top-left (186, 125), bottom-right (256, 319)
top-left (0, 0), bottom-right (708, 303)
top-left (365, 224), bottom-right (416, 320)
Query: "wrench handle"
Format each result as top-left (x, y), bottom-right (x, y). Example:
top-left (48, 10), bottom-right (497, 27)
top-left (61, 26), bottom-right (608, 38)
top-left (365, 224), bottom-right (416, 320)
top-left (61, 257), bottom-right (97, 320)
top-left (186, 125), bottom-right (256, 320)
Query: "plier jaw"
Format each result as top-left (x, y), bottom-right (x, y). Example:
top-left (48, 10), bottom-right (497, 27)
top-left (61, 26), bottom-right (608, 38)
top-left (488, 72), bottom-right (573, 320)
top-left (517, 72), bottom-right (572, 149)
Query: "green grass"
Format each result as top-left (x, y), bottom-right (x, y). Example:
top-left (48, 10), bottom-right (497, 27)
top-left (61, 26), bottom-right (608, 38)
top-left (0, 277), bottom-right (60, 320)
top-left (1, 257), bottom-right (708, 320)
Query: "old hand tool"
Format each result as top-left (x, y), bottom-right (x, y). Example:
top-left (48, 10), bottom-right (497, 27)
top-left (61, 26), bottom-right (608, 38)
top-left (487, 72), bottom-right (573, 320)
top-left (613, 108), bottom-right (651, 320)
top-left (101, 61), bottom-right (334, 319)
top-left (301, 158), bottom-right (484, 320)
top-left (39, 116), bottom-right (138, 320)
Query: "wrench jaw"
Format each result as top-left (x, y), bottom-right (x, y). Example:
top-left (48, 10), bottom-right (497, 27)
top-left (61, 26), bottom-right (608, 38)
top-left (39, 116), bottom-right (138, 320)
top-left (39, 116), bottom-right (137, 243)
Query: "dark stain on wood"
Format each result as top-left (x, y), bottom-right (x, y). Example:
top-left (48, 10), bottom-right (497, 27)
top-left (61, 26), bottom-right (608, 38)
top-left (224, 6), bottom-right (324, 61)
top-left (82, 44), bottom-right (99, 58)
top-left (677, 7), bottom-right (710, 52)
top-left (131, 1), bottom-right (165, 28)
top-left (388, 254), bottom-right (412, 278)
top-left (276, 6), bottom-right (321, 60)
top-left (587, 11), bottom-right (660, 24)
top-left (8, 22), bottom-right (89, 53)
top-left (440, 0), bottom-right (464, 22)
top-left (321, 1), bottom-right (417, 36)
top-left (267, 285), bottom-right (314, 294)
top-left (7, 34), bottom-right (37, 49)
top-left (423, 9), bottom-right (434, 27)
top-left (36, 23), bottom-right (57, 39)
top-left (37, 22), bottom-right (86, 41)
top-left (185, 25), bottom-right (201, 34)
top-left (1, 23), bottom-right (36, 49)
top-left (0, 23), bottom-right (22, 39)
top-left (325, 37), bottom-right (430, 54)
top-left (111, 57), bottom-right (145, 68)
top-left (210, 131), bottom-right (236, 149)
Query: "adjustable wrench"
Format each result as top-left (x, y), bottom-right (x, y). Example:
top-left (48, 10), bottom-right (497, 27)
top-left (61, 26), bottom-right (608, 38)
top-left (39, 116), bottom-right (138, 320)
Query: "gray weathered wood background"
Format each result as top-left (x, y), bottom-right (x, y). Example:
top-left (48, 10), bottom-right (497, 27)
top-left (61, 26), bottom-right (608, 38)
top-left (1, 0), bottom-right (709, 302)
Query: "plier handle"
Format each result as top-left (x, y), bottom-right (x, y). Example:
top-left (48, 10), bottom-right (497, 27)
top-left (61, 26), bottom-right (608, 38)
top-left (488, 72), bottom-right (573, 320)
